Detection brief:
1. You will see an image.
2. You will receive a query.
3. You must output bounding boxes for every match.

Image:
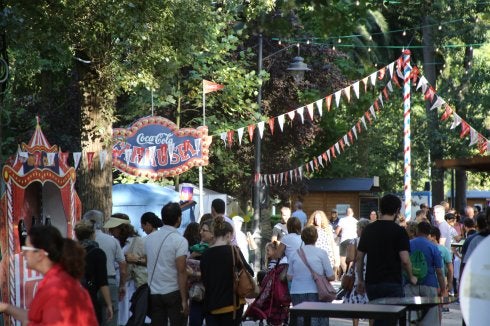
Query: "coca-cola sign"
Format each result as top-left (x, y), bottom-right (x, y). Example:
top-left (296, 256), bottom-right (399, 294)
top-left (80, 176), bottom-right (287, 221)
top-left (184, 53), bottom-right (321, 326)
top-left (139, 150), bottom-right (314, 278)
top-left (112, 116), bottom-right (211, 179)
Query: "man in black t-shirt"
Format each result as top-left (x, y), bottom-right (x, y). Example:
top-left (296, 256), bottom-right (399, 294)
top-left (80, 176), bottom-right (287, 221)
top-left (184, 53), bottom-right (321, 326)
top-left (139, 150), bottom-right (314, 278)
top-left (356, 194), bottom-right (417, 325)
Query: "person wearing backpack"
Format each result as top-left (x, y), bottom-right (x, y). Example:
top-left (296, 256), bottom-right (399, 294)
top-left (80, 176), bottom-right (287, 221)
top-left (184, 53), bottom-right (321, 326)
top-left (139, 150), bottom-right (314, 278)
top-left (404, 221), bottom-right (446, 325)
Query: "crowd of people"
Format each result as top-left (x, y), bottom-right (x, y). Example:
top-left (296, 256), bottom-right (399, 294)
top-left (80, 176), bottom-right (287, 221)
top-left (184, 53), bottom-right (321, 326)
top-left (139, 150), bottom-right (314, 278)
top-left (0, 195), bottom-right (488, 326)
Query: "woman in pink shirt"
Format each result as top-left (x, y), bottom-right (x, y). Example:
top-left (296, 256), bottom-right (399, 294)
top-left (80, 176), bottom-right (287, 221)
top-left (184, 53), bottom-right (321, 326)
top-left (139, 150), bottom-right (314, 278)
top-left (0, 225), bottom-right (97, 325)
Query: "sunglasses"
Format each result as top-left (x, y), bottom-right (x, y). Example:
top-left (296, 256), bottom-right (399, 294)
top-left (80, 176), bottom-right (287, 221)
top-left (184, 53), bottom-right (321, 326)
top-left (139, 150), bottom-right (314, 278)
top-left (21, 246), bottom-right (48, 255)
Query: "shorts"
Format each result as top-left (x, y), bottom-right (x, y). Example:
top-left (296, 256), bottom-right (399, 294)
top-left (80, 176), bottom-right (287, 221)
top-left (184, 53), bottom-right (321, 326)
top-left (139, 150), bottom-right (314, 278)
top-left (339, 239), bottom-right (352, 256)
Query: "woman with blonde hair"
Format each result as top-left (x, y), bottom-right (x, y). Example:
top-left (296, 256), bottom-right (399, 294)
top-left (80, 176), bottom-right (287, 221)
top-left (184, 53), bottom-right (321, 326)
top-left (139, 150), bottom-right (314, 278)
top-left (306, 210), bottom-right (337, 274)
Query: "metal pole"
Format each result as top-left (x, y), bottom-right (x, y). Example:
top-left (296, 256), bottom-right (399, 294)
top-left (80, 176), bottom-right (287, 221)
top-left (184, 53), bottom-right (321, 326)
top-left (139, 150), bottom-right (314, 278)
top-left (403, 50), bottom-right (412, 220)
top-left (199, 84), bottom-right (206, 220)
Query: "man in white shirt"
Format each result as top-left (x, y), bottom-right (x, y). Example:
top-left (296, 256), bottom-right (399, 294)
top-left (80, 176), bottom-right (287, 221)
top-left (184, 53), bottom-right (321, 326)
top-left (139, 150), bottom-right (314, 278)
top-left (83, 210), bottom-right (127, 326)
top-left (336, 208), bottom-right (358, 276)
top-left (211, 198), bottom-right (237, 245)
top-left (145, 202), bottom-right (188, 325)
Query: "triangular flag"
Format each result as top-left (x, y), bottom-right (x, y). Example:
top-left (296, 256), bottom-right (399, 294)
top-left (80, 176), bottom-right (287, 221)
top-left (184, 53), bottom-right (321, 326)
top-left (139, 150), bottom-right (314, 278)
top-left (203, 80), bottom-right (224, 94)
top-left (296, 107), bottom-right (305, 124)
top-left (348, 130), bottom-right (354, 144)
top-left (237, 127), bottom-right (244, 145)
top-left (309, 161), bottom-right (314, 171)
top-left (352, 126), bottom-right (358, 139)
top-left (278, 115), bottom-right (285, 132)
top-left (386, 81), bottom-right (393, 92)
top-left (425, 86), bottom-right (436, 102)
top-left (59, 152), bottom-right (69, 166)
top-left (388, 62), bottom-right (395, 78)
top-left (220, 132), bottom-right (227, 146)
top-left (315, 99), bottom-right (323, 117)
top-left (47, 152), bottom-right (56, 166)
top-left (227, 130), bottom-right (234, 148)
top-left (322, 152), bottom-right (328, 164)
top-left (369, 72), bottom-right (377, 86)
top-left (87, 152), bottom-right (95, 170)
top-left (268, 118), bottom-right (275, 135)
top-left (378, 67), bottom-right (386, 80)
top-left (378, 94), bottom-right (384, 107)
top-left (356, 121), bottom-right (362, 133)
top-left (343, 135), bottom-right (350, 146)
top-left (287, 110), bottom-right (296, 121)
top-left (450, 114), bottom-right (462, 129)
top-left (430, 96), bottom-right (446, 111)
top-left (73, 152), bottom-right (82, 169)
top-left (326, 150), bottom-right (331, 162)
top-left (334, 90), bottom-right (342, 108)
top-left (318, 155), bottom-right (324, 167)
top-left (362, 77), bottom-right (369, 92)
top-left (353, 81), bottom-right (360, 99)
top-left (325, 95), bottom-right (332, 111)
top-left (299, 166), bottom-right (303, 179)
top-left (99, 150), bottom-right (107, 169)
top-left (313, 157), bottom-right (318, 169)
top-left (330, 146), bottom-right (336, 158)
top-left (469, 128), bottom-right (479, 146)
top-left (460, 121), bottom-right (470, 138)
top-left (257, 121), bottom-right (265, 139)
top-left (335, 142), bottom-right (341, 154)
top-left (339, 138), bottom-right (345, 151)
top-left (416, 76), bottom-right (428, 92)
top-left (477, 135), bottom-right (488, 154)
top-left (369, 105), bottom-right (377, 119)
top-left (440, 105), bottom-right (453, 121)
top-left (365, 111), bottom-right (372, 124)
top-left (374, 99), bottom-right (380, 112)
top-left (361, 116), bottom-right (368, 129)
top-left (344, 86), bottom-right (351, 102)
top-left (306, 103), bottom-right (315, 120)
top-left (248, 124), bottom-right (255, 142)
top-left (391, 73), bottom-right (401, 88)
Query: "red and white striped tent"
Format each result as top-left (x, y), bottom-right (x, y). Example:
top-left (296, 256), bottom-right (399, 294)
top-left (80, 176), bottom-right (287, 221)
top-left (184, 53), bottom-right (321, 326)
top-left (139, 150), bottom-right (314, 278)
top-left (0, 117), bottom-right (81, 324)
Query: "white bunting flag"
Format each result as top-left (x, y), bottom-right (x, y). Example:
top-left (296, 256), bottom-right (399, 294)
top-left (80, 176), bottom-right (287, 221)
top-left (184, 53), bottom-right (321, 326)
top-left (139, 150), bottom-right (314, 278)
top-left (353, 81), bottom-right (360, 99)
top-left (309, 161), bottom-right (314, 171)
top-left (318, 155), bottom-right (324, 167)
top-left (296, 107), bottom-right (305, 124)
top-left (334, 90), bottom-right (342, 108)
top-left (386, 80), bottom-right (393, 92)
top-left (416, 76), bottom-right (428, 92)
top-left (429, 96), bottom-right (446, 111)
top-left (469, 128), bottom-right (479, 146)
top-left (361, 116), bottom-right (367, 130)
top-left (299, 166), bottom-right (303, 179)
top-left (315, 99), bottom-right (323, 117)
top-left (326, 150), bottom-right (331, 162)
top-left (220, 132), bottom-right (227, 146)
top-left (343, 135), bottom-right (350, 146)
top-left (47, 152), bottom-right (56, 166)
top-left (450, 114), bottom-right (462, 129)
top-left (370, 72), bottom-right (377, 86)
top-left (257, 121), bottom-right (265, 139)
top-left (362, 77), bottom-right (369, 91)
top-left (369, 105), bottom-right (377, 119)
top-left (99, 150), bottom-right (108, 169)
top-left (335, 142), bottom-right (341, 154)
top-left (352, 126), bottom-right (358, 139)
top-left (73, 152), bottom-right (82, 169)
top-left (378, 94), bottom-right (384, 107)
top-left (289, 170), bottom-right (293, 182)
top-left (237, 127), bottom-right (244, 145)
top-left (278, 114), bottom-right (285, 132)
top-left (388, 62), bottom-right (395, 78)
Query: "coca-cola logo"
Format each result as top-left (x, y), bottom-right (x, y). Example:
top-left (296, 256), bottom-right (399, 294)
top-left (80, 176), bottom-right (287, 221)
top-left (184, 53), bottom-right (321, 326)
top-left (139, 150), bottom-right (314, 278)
top-left (136, 132), bottom-right (173, 145)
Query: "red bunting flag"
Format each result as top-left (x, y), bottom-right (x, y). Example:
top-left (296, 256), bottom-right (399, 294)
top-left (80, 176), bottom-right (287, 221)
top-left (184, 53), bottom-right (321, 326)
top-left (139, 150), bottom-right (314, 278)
top-left (460, 121), bottom-right (470, 139)
top-left (87, 152), bottom-right (95, 170)
top-left (378, 67), bottom-right (386, 80)
top-left (268, 118), bottom-right (275, 135)
top-left (382, 87), bottom-right (389, 101)
top-left (348, 131), bottom-right (354, 144)
top-left (322, 152), bottom-right (328, 163)
top-left (365, 111), bottom-right (372, 124)
top-left (356, 121), bottom-right (362, 133)
top-left (425, 86), bottom-right (436, 102)
top-left (478, 135), bottom-right (488, 154)
top-left (339, 138), bottom-right (345, 151)
top-left (410, 66), bottom-right (420, 84)
top-left (325, 95), bottom-right (332, 112)
top-left (373, 100), bottom-right (380, 112)
top-left (203, 80), bottom-right (224, 94)
top-left (226, 130), bottom-right (234, 148)
top-left (330, 146), bottom-right (336, 158)
top-left (440, 105), bottom-right (453, 121)
top-left (248, 125), bottom-right (255, 142)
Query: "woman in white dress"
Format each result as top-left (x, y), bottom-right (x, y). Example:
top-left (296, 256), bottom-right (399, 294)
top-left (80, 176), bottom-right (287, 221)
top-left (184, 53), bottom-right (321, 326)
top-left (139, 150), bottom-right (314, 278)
top-left (306, 210), bottom-right (337, 272)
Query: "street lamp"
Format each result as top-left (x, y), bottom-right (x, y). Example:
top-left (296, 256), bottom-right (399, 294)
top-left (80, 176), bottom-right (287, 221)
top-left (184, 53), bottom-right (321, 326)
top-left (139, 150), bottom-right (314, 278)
top-left (252, 34), bottom-right (310, 268)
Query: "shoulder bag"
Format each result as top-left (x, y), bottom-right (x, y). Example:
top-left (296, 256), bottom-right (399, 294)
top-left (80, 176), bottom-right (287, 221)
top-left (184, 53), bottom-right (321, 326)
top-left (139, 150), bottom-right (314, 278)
top-left (341, 239), bottom-right (357, 291)
top-left (231, 245), bottom-right (258, 299)
top-left (297, 247), bottom-right (336, 302)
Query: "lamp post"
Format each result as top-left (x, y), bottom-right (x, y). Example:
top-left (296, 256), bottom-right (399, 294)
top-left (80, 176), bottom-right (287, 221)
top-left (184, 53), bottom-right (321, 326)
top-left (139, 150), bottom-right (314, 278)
top-left (252, 34), bottom-right (310, 268)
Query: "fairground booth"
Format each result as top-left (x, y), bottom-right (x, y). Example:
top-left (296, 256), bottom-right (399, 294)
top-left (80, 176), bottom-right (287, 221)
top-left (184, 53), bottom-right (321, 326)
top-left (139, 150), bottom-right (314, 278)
top-left (0, 118), bottom-right (81, 324)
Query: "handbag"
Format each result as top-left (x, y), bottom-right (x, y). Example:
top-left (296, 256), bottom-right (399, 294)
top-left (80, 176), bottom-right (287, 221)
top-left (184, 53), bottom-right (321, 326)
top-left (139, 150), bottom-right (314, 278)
top-left (231, 245), bottom-right (259, 298)
top-left (297, 248), bottom-right (336, 302)
top-left (189, 282), bottom-right (205, 302)
top-left (341, 239), bottom-right (357, 292)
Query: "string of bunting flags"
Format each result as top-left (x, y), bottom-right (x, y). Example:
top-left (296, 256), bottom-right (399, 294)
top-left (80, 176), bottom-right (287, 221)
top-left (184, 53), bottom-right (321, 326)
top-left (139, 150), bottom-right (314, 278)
top-left (415, 76), bottom-right (489, 155)
top-left (216, 58), bottom-right (401, 147)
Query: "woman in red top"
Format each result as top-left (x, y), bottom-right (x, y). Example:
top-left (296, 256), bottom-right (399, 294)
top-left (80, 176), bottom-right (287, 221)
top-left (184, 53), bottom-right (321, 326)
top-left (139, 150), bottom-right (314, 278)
top-left (0, 225), bottom-right (97, 325)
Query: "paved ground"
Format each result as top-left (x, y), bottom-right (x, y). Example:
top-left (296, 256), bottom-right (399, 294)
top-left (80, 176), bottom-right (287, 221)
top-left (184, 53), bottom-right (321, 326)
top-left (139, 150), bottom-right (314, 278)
top-left (242, 281), bottom-right (464, 325)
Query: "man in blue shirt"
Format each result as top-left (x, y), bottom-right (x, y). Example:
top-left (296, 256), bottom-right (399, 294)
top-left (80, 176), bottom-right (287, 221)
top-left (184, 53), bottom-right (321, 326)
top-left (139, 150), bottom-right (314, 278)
top-left (404, 221), bottom-right (446, 325)
top-left (291, 201), bottom-right (307, 228)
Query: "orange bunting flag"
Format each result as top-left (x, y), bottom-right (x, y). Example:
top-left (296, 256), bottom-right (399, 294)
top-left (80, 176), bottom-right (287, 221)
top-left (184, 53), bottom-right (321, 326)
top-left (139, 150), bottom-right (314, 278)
top-left (248, 125), bottom-right (255, 142)
top-left (268, 118), bottom-right (275, 135)
top-left (425, 86), bottom-right (436, 102)
top-left (227, 130), bottom-right (234, 148)
top-left (325, 95), bottom-right (332, 111)
top-left (378, 67), bottom-right (386, 80)
top-left (478, 135), bottom-right (488, 154)
top-left (356, 121), bottom-right (362, 133)
top-left (460, 121), bottom-right (470, 139)
top-left (348, 130), bottom-right (354, 144)
top-left (203, 80), bottom-right (224, 94)
top-left (330, 146), bottom-right (336, 158)
top-left (365, 111), bottom-right (372, 124)
top-left (440, 105), bottom-right (453, 121)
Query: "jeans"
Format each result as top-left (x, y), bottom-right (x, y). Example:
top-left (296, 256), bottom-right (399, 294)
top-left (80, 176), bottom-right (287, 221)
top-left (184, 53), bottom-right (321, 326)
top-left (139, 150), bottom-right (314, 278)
top-left (366, 282), bottom-right (404, 326)
top-left (404, 284), bottom-right (440, 326)
top-left (99, 277), bottom-right (118, 326)
top-left (291, 293), bottom-right (329, 326)
top-left (189, 300), bottom-right (205, 326)
top-left (150, 290), bottom-right (187, 326)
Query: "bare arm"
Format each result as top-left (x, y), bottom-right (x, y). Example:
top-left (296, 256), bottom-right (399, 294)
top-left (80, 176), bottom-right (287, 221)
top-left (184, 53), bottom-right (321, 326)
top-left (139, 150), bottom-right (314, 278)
top-left (117, 260), bottom-right (128, 300)
top-left (355, 250), bottom-right (366, 294)
top-left (446, 262), bottom-right (454, 293)
top-left (0, 303), bottom-right (28, 325)
top-left (399, 250), bottom-right (417, 285)
top-left (99, 285), bottom-right (114, 321)
top-left (435, 268), bottom-right (447, 297)
top-left (176, 255), bottom-right (189, 316)
top-left (277, 243), bottom-right (286, 260)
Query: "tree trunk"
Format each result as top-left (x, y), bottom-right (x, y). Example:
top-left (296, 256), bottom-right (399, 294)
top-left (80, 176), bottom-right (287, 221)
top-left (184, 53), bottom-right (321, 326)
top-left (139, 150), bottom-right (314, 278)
top-left (455, 169), bottom-right (467, 213)
top-left (422, 16), bottom-right (444, 205)
top-left (76, 65), bottom-right (115, 220)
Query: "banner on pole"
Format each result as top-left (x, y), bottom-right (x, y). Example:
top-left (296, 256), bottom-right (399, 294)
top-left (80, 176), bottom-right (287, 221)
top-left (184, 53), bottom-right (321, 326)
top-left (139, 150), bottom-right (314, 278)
top-left (203, 80), bottom-right (224, 94)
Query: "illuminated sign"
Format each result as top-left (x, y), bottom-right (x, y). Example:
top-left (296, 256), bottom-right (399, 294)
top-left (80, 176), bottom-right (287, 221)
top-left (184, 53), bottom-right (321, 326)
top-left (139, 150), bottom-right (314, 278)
top-left (112, 116), bottom-right (211, 179)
